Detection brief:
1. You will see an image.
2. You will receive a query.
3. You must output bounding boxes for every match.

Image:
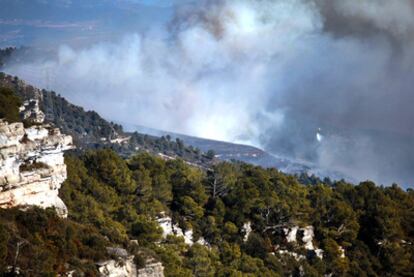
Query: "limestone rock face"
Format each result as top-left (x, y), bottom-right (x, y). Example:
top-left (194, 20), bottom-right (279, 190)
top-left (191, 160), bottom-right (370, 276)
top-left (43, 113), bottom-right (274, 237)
top-left (137, 262), bottom-right (164, 277)
top-left (98, 257), bottom-right (137, 277)
top-left (157, 215), bottom-right (193, 245)
top-left (98, 260), bottom-right (164, 277)
top-left (242, 221), bottom-right (252, 242)
top-left (97, 247), bottom-right (164, 277)
top-left (0, 120), bottom-right (73, 217)
top-left (283, 225), bottom-right (324, 259)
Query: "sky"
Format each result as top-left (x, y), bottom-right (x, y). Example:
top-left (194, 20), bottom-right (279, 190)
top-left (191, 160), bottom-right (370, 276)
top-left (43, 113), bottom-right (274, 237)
top-left (3, 0), bottom-right (414, 188)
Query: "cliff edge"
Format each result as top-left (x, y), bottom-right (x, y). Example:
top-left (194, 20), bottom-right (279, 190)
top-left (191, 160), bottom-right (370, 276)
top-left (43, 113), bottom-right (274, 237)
top-left (0, 120), bottom-right (73, 217)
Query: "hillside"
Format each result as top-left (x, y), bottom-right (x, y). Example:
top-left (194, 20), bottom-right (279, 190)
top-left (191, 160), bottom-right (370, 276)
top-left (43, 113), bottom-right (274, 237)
top-left (2, 147), bottom-right (413, 276)
top-left (128, 125), bottom-right (350, 182)
top-left (0, 73), bottom-right (413, 276)
top-left (128, 125), bottom-right (306, 169)
top-left (0, 72), bottom-right (345, 182)
top-left (0, 73), bottom-right (214, 166)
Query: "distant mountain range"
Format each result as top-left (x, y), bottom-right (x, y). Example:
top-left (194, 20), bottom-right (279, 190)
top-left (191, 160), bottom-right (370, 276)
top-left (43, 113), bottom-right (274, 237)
top-left (0, 0), bottom-right (174, 47)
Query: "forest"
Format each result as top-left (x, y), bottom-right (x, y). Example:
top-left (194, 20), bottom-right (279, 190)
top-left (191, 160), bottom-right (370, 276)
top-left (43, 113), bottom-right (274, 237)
top-left (1, 147), bottom-right (413, 276)
top-left (1, 83), bottom-right (414, 276)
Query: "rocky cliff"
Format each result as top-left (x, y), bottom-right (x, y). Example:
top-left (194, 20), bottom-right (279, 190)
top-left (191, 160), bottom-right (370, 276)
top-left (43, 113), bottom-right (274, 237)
top-left (0, 120), bottom-right (73, 217)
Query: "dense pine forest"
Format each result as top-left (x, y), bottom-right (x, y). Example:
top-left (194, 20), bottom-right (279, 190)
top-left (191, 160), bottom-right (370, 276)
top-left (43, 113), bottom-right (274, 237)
top-left (1, 147), bottom-right (413, 276)
top-left (63, 151), bottom-right (414, 276)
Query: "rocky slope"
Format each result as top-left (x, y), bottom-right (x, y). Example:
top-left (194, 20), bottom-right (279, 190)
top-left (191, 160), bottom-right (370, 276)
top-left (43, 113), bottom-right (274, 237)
top-left (0, 81), bottom-right (73, 217)
top-left (0, 73), bottom-right (165, 277)
top-left (0, 120), bottom-right (73, 217)
top-left (0, 118), bottom-right (166, 276)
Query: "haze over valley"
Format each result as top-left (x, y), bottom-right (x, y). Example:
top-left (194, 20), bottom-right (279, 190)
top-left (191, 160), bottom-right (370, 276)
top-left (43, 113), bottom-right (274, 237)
top-left (2, 0), bottom-right (414, 187)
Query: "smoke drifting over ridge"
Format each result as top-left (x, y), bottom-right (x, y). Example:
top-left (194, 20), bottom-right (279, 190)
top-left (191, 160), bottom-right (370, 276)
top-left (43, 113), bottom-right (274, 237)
top-left (5, 0), bottom-right (414, 187)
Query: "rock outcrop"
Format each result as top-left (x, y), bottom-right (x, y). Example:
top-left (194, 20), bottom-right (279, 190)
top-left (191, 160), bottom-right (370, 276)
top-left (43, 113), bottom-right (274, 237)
top-left (137, 262), bottom-right (164, 277)
top-left (98, 260), bottom-right (165, 277)
top-left (157, 215), bottom-right (194, 245)
top-left (282, 225), bottom-right (324, 259)
top-left (242, 222), bottom-right (252, 242)
top-left (157, 214), bottom-right (208, 246)
top-left (0, 120), bottom-right (73, 217)
top-left (97, 247), bottom-right (164, 277)
top-left (98, 258), bottom-right (137, 277)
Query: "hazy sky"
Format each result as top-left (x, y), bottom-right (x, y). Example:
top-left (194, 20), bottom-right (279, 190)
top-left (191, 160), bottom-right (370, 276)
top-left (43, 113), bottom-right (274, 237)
top-left (3, 0), bottom-right (414, 188)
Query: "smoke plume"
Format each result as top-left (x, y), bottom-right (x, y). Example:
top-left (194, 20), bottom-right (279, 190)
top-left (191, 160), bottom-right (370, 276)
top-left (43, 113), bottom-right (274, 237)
top-left (5, 0), bottom-right (414, 187)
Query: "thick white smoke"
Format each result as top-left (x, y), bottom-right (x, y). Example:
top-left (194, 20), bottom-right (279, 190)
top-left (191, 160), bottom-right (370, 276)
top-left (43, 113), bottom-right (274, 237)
top-left (6, 0), bottom-right (414, 187)
top-left (8, 0), bottom-right (320, 142)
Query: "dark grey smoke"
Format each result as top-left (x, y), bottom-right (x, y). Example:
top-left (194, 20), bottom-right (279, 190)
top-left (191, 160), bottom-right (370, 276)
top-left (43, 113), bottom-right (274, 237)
top-left (5, 0), bottom-right (414, 187)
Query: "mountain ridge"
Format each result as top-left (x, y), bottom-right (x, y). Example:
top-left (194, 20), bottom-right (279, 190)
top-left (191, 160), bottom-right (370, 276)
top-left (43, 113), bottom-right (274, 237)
top-left (0, 71), bottom-right (352, 183)
top-left (125, 124), bottom-right (352, 182)
top-left (0, 72), bottom-right (216, 166)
